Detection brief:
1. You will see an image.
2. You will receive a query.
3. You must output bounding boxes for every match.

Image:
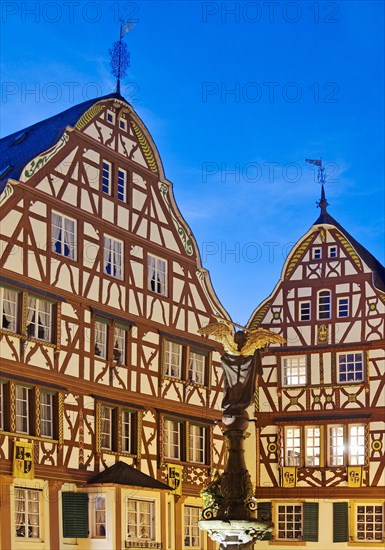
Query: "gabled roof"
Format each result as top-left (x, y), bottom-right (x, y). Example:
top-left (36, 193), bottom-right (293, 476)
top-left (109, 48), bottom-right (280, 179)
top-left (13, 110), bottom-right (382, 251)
top-left (87, 461), bottom-right (171, 490)
top-left (0, 92), bottom-right (124, 193)
top-left (313, 209), bottom-right (385, 292)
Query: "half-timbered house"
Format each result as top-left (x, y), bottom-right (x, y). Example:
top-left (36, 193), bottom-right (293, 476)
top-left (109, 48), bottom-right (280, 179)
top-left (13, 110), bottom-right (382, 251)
top-left (248, 188), bottom-right (385, 548)
top-left (0, 93), bottom-right (228, 549)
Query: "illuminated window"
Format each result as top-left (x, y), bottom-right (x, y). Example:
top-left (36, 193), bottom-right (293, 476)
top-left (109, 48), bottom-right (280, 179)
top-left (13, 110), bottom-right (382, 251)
top-left (126, 499), bottom-right (155, 540)
top-left (349, 425), bottom-right (365, 465)
top-left (305, 426), bottom-right (321, 467)
top-left (15, 488), bottom-right (40, 539)
top-left (284, 427), bottom-right (301, 466)
top-left (91, 496), bottom-right (106, 538)
top-left (277, 504), bottom-right (303, 540)
top-left (184, 506), bottom-right (201, 547)
top-left (355, 504), bottom-right (384, 542)
top-left (328, 425), bottom-right (344, 466)
top-left (283, 356), bottom-right (306, 386)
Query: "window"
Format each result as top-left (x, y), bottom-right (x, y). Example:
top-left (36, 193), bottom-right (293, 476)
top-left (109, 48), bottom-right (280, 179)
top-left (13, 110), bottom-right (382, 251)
top-left (338, 297), bottom-right (349, 318)
top-left (26, 296), bottom-right (52, 342)
top-left (94, 321), bottom-right (107, 359)
top-left (40, 392), bottom-right (54, 438)
top-left (51, 212), bottom-right (76, 260)
top-left (284, 427), bottom-right (301, 466)
top-left (106, 110), bottom-right (115, 124)
top-left (117, 168), bottom-right (127, 202)
top-left (119, 118), bottom-right (127, 131)
top-left (329, 245), bottom-right (338, 258)
top-left (147, 254), bottom-right (167, 296)
top-left (164, 419), bottom-right (182, 460)
top-left (349, 425), bottom-right (365, 465)
top-left (104, 236), bottom-right (123, 279)
top-left (91, 496), bottom-right (106, 538)
top-left (15, 488), bottom-right (40, 539)
top-left (189, 351), bottom-right (205, 385)
top-left (98, 404), bottom-right (137, 455)
top-left (15, 385), bottom-right (30, 434)
top-left (113, 325), bottom-right (126, 363)
top-left (318, 290), bottom-right (331, 320)
top-left (100, 406), bottom-right (113, 450)
top-left (338, 352), bottom-right (363, 383)
top-left (312, 248), bottom-right (321, 260)
top-left (126, 499), bottom-right (155, 540)
top-left (282, 356), bottom-right (306, 386)
top-left (355, 504), bottom-right (384, 542)
top-left (0, 382), bottom-right (4, 430)
top-left (0, 287), bottom-right (18, 331)
top-left (300, 301), bottom-right (311, 322)
top-left (189, 424), bottom-right (206, 464)
top-left (328, 425), bottom-right (344, 466)
top-left (165, 340), bottom-right (182, 378)
top-left (277, 503), bottom-right (303, 540)
top-left (102, 161), bottom-right (112, 195)
top-left (184, 506), bottom-right (201, 547)
top-left (305, 426), bottom-right (321, 467)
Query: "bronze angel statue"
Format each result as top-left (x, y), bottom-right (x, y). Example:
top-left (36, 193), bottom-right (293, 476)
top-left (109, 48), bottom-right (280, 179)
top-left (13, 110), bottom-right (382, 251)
top-left (199, 318), bottom-right (285, 428)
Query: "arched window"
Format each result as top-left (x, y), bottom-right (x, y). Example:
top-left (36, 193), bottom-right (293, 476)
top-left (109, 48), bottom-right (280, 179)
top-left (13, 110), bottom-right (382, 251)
top-left (318, 290), bottom-right (331, 320)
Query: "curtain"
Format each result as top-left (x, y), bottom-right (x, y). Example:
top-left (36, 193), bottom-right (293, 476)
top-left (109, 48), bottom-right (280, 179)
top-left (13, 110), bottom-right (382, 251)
top-left (37, 299), bottom-right (51, 341)
top-left (113, 239), bottom-right (122, 278)
top-left (104, 237), bottom-right (111, 275)
top-left (15, 488), bottom-right (26, 537)
top-left (27, 490), bottom-right (40, 538)
top-left (26, 297), bottom-right (36, 337)
top-left (2, 289), bottom-right (16, 331)
top-left (100, 406), bottom-right (111, 449)
top-left (148, 256), bottom-right (156, 291)
top-left (64, 217), bottom-right (75, 259)
top-left (51, 212), bottom-right (62, 253)
top-left (156, 258), bottom-right (166, 294)
top-left (113, 327), bottom-right (125, 363)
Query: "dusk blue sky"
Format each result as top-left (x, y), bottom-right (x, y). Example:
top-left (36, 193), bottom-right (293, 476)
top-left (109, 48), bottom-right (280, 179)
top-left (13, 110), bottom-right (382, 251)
top-left (1, 0), bottom-right (384, 325)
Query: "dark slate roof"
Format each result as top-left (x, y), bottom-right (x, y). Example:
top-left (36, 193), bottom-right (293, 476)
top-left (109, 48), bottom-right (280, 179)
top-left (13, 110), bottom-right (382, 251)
top-left (87, 461), bottom-right (171, 490)
top-left (313, 210), bottom-right (385, 292)
top-left (0, 92), bottom-right (124, 194)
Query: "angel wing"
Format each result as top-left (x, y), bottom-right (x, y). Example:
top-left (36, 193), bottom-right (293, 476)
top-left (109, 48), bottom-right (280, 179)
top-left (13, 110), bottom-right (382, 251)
top-left (240, 328), bottom-right (286, 357)
top-left (198, 321), bottom-right (240, 355)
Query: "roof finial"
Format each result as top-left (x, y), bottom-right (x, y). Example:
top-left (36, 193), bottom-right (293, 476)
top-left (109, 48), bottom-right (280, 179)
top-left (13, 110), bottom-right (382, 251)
top-left (306, 158), bottom-right (328, 214)
top-left (109, 19), bottom-right (137, 95)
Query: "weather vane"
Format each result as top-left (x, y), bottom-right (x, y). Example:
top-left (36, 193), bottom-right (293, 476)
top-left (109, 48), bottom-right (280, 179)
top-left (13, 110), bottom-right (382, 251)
top-left (306, 158), bottom-right (329, 212)
top-left (109, 18), bottom-right (137, 95)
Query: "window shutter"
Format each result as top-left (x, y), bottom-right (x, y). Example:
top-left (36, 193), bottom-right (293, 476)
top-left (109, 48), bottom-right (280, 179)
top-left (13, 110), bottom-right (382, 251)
top-left (303, 502), bottom-right (319, 541)
top-left (62, 492), bottom-right (89, 538)
top-left (333, 502), bottom-right (349, 542)
top-left (257, 501), bottom-right (272, 540)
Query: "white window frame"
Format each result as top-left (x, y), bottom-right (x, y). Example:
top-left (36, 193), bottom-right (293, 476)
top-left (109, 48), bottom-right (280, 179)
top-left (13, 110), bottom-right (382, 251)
top-left (106, 110), bottom-right (115, 124)
top-left (121, 410), bottom-right (134, 454)
top-left (117, 168), bottom-right (127, 202)
top-left (0, 287), bottom-right (18, 332)
top-left (126, 499), bottom-right (155, 540)
top-left (328, 425), bottom-right (344, 466)
top-left (91, 495), bottom-right (107, 538)
top-left (100, 406), bottom-right (113, 450)
top-left (164, 419), bottom-right (182, 460)
top-left (113, 325), bottom-right (126, 364)
top-left (337, 352), bottom-right (364, 384)
top-left (282, 356), bottom-right (306, 386)
top-left (26, 296), bottom-right (52, 342)
top-left (184, 506), bottom-right (201, 548)
top-left (299, 301), bottom-right (311, 322)
top-left (119, 117), bottom-right (127, 131)
top-left (337, 297), bottom-right (349, 318)
top-left (95, 320), bottom-right (108, 359)
top-left (349, 424), bottom-right (365, 465)
top-left (51, 211), bottom-right (76, 260)
top-left (40, 391), bottom-right (54, 439)
top-left (188, 351), bottom-right (205, 385)
top-left (276, 503), bottom-right (303, 541)
top-left (284, 427), bottom-right (301, 466)
top-left (355, 503), bottom-right (384, 542)
top-left (189, 424), bottom-right (206, 464)
top-left (15, 488), bottom-right (40, 539)
top-left (312, 247), bottom-right (322, 260)
top-left (328, 245), bottom-right (338, 258)
top-left (318, 289), bottom-right (331, 320)
top-left (104, 235), bottom-right (123, 279)
top-left (15, 385), bottom-right (30, 434)
top-left (165, 340), bottom-right (182, 379)
top-left (147, 254), bottom-right (167, 296)
top-left (305, 426), bottom-right (321, 467)
top-left (101, 160), bottom-right (112, 195)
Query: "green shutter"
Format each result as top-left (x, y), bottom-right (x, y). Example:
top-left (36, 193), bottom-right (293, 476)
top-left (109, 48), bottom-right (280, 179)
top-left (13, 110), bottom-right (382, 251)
top-left (333, 502), bottom-right (349, 542)
top-left (257, 501), bottom-right (272, 540)
top-left (62, 492), bottom-right (89, 538)
top-left (303, 502), bottom-right (319, 541)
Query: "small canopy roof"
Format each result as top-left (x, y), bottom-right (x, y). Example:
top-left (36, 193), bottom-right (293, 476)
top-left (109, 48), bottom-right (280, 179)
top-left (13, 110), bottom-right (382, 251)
top-left (87, 461), bottom-right (171, 490)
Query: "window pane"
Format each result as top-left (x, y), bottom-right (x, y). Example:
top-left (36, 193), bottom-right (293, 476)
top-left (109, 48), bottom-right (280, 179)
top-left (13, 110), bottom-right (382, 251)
top-left (349, 425), bottom-right (365, 465)
top-left (356, 504), bottom-right (384, 541)
top-left (283, 356), bottom-right (306, 386)
top-left (122, 410), bottom-right (133, 453)
top-left (27, 297), bottom-right (52, 342)
top-left (113, 326), bottom-right (126, 364)
top-left (15, 488), bottom-right (40, 539)
top-left (147, 255), bottom-right (167, 296)
top-left (165, 419), bottom-right (181, 460)
top-left (100, 406), bottom-right (112, 450)
top-left (189, 424), bottom-right (206, 464)
top-left (118, 168), bottom-right (127, 202)
top-left (104, 236), bottom-right (123, 279)
top-left (52, 212), bottom-right (76, 260)
top-left (285, 427), bottom-right (301, 466)
top-left (338, 353), bottom-right (363, 383)
top-left (305, 426), bottom-right (320, 466)
top-left (126, 499), bottom-right (155, 540)
top-left (102, 161), bottom-right (111, 194)
top-left (189, 351), bottom-right (205, 385)
top-left (165, 341), bottom-right (182, 378)
top-left (1, 287), bottom-right (18, 331)
top-left (184, 506), bottom-right (201, 547)
top-left (329, 425), bottom-right (344, 466)
top-left (300, 301), bottom-right (310, 321)
top-left (15, 386), bottom-right (29, 434)
top-left (318, 290), bottom-right (331, 319)
top-left (95, 321), bottom-right (107, 359)
top-left (40, 392), bottom-right (54, 438)
top-left (277, 504), bottom-right (303, 540)
top-left (92, 496), bottom-right (106, 538)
